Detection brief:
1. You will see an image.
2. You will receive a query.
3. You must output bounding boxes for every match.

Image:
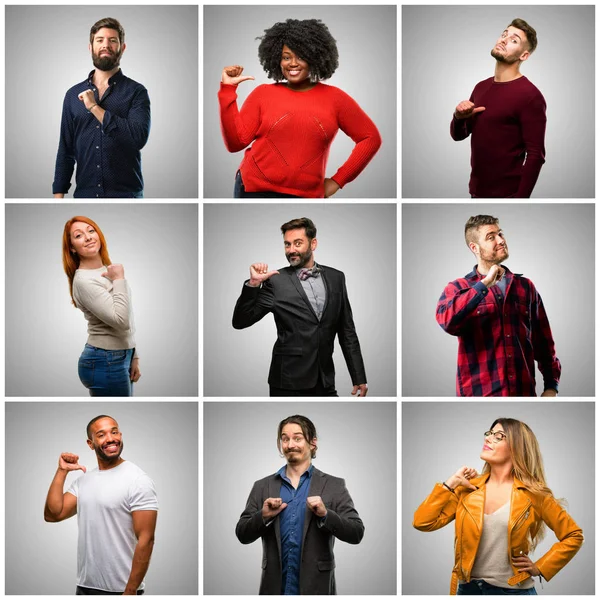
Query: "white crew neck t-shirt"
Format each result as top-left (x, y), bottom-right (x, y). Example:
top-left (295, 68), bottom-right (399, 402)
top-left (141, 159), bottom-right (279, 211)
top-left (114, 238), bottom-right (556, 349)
top-left (67, 461), bottom-right (158, 592)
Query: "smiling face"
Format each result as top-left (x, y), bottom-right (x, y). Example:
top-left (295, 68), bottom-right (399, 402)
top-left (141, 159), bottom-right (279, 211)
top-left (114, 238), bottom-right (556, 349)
top-left (87, 417), bottom-right (124, 463)
top-left (470, 224), bottom-right (509, 265)
top-left (70, 221), bottom-right (101, 260)
top-left (491, 26), bottom-right (530, 64)
top-left (90, 27), bottom-right (125, 71)
top-left (480, 422), bottom-right (512, 466)
top-left (280, 44), bottom-right (311, 85)
top-left (284, 228), bottom-right (317, 268)
top-left (280, 423), bottom-right (316, 465)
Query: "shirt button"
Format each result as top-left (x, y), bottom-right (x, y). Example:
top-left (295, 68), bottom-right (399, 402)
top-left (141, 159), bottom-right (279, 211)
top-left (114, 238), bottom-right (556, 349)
top-left (96, 125), bottom-right (99, 129)
top-left (96, 146), bottom-right (99, 149)
top-left (508, 354), bottom-right (512, 358)
top-left (97, 165), bottom-right (100, 168)
top-left (506, 334), bottom-right (510, 338)
top-left (97, 184), bottom-right (101, 187)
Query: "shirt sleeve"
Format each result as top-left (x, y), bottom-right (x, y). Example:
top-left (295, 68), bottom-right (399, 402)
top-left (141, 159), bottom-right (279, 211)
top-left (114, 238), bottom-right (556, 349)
top-left (531, 287), bottom-right (561, 392)
top-left (129, 474), bottom-right (159, 512)
top-left (66, 475), bottom-right (81, 497)
top-left (330, 89), bottom-right (382, 188)
top-left (450, 89), bottom-right (475, 141)
top-left (52, 93), bottom-right (76, 194)
top-left (516, 92), bottom-right (546, 198)
top-left (218, 83), bottom-right (263, 152)
top-left (101, 86), bottom-right (151, 151)
top-left (73, 277), bottom-right (132, 332)
top-left (436, 279), bottom-right (489, 335)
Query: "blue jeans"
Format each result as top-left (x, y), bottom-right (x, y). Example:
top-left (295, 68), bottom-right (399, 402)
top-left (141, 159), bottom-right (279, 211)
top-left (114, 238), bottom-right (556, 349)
top-left (458, 580), bottom-right (537, 595)
top-left (78, 344), bottom-right (134, 397)
top-left (233, 170), bottom-right (300, 198)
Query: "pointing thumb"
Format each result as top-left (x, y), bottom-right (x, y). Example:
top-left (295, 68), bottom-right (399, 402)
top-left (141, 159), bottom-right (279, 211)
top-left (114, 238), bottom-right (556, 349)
top-left (101, 272), bottom-right (108, 278)
top-left (472, 106), bottom-right (486, 114)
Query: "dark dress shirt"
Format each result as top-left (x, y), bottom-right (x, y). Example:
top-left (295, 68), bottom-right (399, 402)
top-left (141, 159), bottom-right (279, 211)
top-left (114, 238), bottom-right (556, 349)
top-left (436, 265), bottom-right (561, 396)
top-left (53, 69), bottom-right (150, 198)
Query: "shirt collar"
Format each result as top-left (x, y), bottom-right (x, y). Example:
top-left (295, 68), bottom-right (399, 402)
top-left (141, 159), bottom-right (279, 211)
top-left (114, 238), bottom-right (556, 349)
top-left (87, 68), bottom-right (125, 86)
top-left (276, 463), bottom-right (314, 481)
top-left (466, 264), bottom-right (518, 281)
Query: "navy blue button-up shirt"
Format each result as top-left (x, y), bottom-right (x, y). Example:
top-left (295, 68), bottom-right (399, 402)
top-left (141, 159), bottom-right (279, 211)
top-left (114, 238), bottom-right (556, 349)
top-left (278, 464), bottom-right (314, 595)
top-left (53, 69), bottom-right (151, 198)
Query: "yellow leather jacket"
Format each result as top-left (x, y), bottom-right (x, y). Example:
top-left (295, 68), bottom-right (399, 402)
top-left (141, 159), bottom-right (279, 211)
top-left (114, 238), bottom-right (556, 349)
top-left (413, 474), bottom-right (584, 594)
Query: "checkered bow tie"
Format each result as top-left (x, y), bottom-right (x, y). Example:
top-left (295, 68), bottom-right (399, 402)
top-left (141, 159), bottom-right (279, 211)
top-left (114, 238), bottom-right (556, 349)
top-left (298, 266), bottom-right (320, 281)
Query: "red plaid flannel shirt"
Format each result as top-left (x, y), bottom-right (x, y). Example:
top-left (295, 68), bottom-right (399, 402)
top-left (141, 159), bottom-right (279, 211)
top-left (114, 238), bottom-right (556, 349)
top-left (436, 265), bottom-right (561, 396)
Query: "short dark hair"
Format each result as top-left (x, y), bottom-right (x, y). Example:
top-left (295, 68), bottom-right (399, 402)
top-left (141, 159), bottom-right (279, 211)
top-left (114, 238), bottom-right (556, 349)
top-left (277, 415), bottom-right (318, 458)
top-left (90, 18), bottom-right (125, 45)
top-left (86, 414), bottom-right (117, 439)
top-left (257, 19), bottom-right (339, 82)
top-left (281, 217), bottom-right (317, 240)
top-left (464, 215), bottom-right (500, 246)
top-left (509, 18), bottom-right (537, 53)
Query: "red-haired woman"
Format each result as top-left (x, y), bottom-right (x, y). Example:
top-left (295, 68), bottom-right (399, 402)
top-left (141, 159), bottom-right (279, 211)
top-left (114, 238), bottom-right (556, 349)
top-left (62, 216), bottom-right (140, 396)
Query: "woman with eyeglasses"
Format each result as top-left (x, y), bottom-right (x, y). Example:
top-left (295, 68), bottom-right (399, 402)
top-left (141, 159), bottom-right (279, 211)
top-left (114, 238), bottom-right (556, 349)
top-left (413, 418), bottom-right (583, 595)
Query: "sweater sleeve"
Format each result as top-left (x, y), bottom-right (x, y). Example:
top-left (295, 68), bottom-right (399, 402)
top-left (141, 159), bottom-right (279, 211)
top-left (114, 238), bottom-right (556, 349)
top-left (450, 89), bottom-right (475, 141)
top-left (74, 277), bottom-right (132, 332)
top-left (330, 89), bottom-right (381, 188)
top-left (218, 83), bottom-right (263, 152)
top-left (515, 92), bottom-right (546, 198)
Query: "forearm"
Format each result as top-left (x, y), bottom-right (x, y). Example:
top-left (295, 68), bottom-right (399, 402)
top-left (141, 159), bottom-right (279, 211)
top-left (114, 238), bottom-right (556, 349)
top-left (516, 157), bottom-right (544, 198)
top-left (124, 536), bottom-right (155, 594)
top-left (89, 104), bottom-right (106, 124)
top-left (44, 469), bottom-right (68, 520)
top-left (321, 507), bottom-right (364, 544)
top-left (331, 130), bottom-right (382, 188)
top-left (218, 83), bottom-right (256, 152)
top-left (450, 115), bottom-right (471, 141)
top-left (436, 281), bottom-right (488, 335)
top-left (413, 483), bottom-right (458, 531)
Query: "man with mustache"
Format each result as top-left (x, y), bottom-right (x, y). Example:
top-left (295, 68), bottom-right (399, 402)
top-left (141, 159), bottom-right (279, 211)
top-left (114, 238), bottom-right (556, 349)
top-left (53, 18), bottom-right (151, 198)
top-left (44, 415), bottom-right (158, 594)
top-left (451, 19), bottom-right (546, 198)
top-left (232, 217), bottom-right (367, 397)
top-left (436, 215), bottom-right (561, 397)
top-left (236, 415), bottom-right (364, 594)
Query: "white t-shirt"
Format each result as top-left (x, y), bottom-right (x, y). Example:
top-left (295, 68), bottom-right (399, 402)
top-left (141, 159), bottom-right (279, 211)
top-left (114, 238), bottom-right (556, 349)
top-left (67, 461), bottom-right (158, 592)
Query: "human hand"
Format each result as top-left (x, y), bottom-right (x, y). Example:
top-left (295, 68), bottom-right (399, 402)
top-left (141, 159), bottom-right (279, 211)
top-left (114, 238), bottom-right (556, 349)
top-left (482, 264), bottom-right (505, 288)
top-left (541, 389), bottom-right (557, 397)
top-left (248, 263), bottom-right (279, 287)
top-left (306, 496), bottom-right (327, 517)
top-left (324, 178), bottom-right (340, 198)
top-left (262, 497), bottom-right (288, 520)
top-left (446, 465), bottom-right (478, 491)
top-left (222, 65), bottom-right (255, 86)
top-left (102, 264), bottom-right (125, 281)
top-left (454, 100), bottom-right (486, 120)
top-left (512, 553), bottom-right (541, 577)
top-left (59, 452), bottom-right (87, 473)
top-left (130, 358), bottom-right (141, 383)
top-left (54, 193), bottom-right (65, 199)
top-left (351, 383), bottom-right (368, 397)
top-left (78, 89), bottom-right (97, 110)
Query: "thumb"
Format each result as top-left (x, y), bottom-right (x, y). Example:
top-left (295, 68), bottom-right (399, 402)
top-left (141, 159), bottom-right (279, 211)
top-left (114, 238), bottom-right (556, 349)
top-left (268, 270), bottom-right (280, 278)
top-left (464, 480), bottom-right (477, 490)
top-left (472, 106), bottom-right (486, 114)
top-left (101, 271), bottom-right (108, 278)
top-left (276, 502), bottom-right (288, 514)
top-left (237, 76), bottom-right (255, 83)
top-left (78, 464), bottom-right (87, 473)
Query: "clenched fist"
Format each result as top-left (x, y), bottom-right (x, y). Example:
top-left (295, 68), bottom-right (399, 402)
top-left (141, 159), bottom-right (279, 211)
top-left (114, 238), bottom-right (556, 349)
top-left (306, 496), bottom-right (327, 517)
top-left (78, 89), bottom-right (96, 110)
top-left (222, 65), bottom-right (255, 86)
top-left (101, 263), bottom-right (125, 281)
top-left (445, 465), bottom-right (478, 491)
top-left (248, 263), bottom-right (279, 287)
top-left (59, 452), bottom-right (87, 473)
top-left (454, 100), bottom-right (486, 120)
top-left (262, 497), bottom-right (288, 520)
top-left (482, 264), bottom-right (505, 288)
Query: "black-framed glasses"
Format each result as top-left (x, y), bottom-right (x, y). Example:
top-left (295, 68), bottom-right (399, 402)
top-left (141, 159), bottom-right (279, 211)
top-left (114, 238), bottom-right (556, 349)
top-left (484, 430), bottom-right (507, 443)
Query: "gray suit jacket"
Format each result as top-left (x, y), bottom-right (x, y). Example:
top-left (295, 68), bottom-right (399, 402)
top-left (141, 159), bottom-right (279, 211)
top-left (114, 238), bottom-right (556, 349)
top-left (235, 467), bottom-right (364, 595)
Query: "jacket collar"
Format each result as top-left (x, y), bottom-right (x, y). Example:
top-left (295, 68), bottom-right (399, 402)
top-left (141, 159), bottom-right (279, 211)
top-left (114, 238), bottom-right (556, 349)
top-left (468, 471), bottom-right (528, 490)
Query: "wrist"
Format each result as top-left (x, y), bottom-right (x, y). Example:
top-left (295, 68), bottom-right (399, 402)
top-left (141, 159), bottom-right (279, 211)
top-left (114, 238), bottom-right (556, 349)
top-left (248, 279), bottom-right (261, 288)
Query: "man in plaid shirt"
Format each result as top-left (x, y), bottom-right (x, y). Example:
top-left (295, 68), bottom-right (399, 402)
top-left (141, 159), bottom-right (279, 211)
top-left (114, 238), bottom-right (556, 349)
top-left (436, 215), bottom-right (560, 396)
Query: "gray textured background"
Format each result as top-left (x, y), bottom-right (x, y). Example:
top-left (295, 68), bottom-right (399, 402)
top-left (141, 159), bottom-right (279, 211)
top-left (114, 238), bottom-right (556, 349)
top-left (402, 5), bottom-right (595, 198)
top-left (6, 5), bottom-right (198, 198)
top-left (204, 5), bottom-right (397, 198)
top-left (5, 204), bottom-right (198, 397)
top-left (203, 203), bottom-right (397, 397)
top-left (5, 402), bottom-right (198, 594)
top-left (204, 401), bottom-right (397, 594)
top-left (402, 204), bottom-right (594, 397)
top-left (403, 402), bottom-right (595, 595)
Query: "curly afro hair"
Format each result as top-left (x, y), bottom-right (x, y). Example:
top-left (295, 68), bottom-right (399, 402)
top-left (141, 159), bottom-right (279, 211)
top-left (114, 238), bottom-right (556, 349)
top-left (257, 19), bottom-right (339, 82)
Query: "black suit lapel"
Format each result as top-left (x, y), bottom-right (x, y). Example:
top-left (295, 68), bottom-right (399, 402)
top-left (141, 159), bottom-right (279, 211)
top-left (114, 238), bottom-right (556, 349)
top-left (286, 269), bottom-right (319, 321)
top-left (301, 468), bottom-right (326, 553)
top-left (268, 475), bottom-right (282, 565)
top-left (320, 267), bottom-right (330, 318)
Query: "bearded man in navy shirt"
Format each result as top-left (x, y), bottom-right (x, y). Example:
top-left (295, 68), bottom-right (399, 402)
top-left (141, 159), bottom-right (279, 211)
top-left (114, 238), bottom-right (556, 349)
top-left (53, 17), bottom-right (150, 198)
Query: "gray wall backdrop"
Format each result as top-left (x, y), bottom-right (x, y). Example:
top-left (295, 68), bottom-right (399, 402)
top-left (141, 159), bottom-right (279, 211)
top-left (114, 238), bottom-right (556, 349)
top-left (204, 5), bottom-right (396, 198)
top-left (402, 203), bottom-right (594, 397)
top-left (402, 402), bottom-right (595, 595)
top-left (6, 5), bottom-right (198, 198)
top-left (402, 5), bottom-right (595, 198)
top-left (5, 204), bottom-right (198, 396)
top-left (203, 203), bottom-right (397, 396)
top-left (204, 401), bottom-right (397, 594)
top-left (5, 401), bottom-right (198, 594)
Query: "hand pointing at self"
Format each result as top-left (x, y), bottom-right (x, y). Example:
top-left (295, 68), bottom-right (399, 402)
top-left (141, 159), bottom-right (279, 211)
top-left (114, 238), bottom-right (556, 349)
top-left (454, 100), bottom-right (486, 120)
top-left (222, 65), bottom-right (255, 86)
top-left (248, 263), bottom-right (279, 287)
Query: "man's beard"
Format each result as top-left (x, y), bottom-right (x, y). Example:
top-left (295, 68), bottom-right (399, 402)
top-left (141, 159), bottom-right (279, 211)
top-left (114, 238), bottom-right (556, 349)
top-left (94, 440), bottom-right (124, 462)
top-left (286, 249), bottom-right (312, 268)
top-left (480, 246), bottom-right (509, 265)
top-left (490, 48), bottom-right (521, 65)
top-left (285, 450), bottom-right (304, 463)
top-left (92, 49), bottom-right (122, 71)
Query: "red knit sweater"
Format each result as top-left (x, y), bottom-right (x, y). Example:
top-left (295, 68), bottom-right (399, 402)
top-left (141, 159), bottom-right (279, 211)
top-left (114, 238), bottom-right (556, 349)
top-left (450, 76), bottom-right (546, 198)
top-left (218, 82), bottom-right (381, 198)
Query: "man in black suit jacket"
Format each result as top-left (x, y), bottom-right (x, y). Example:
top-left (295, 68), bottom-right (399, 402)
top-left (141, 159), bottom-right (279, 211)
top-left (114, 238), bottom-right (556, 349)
top-left (236, 415), bottom-right (364, 595)
top-left (232, 217), bottom-right (368, 397)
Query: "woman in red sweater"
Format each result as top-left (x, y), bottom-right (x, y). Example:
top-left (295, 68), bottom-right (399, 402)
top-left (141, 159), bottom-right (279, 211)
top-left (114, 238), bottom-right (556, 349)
top-left (219, 18), bottom-right (382, 198)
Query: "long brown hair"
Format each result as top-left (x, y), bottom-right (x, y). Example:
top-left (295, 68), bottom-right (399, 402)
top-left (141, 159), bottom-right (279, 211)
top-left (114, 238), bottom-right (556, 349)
top-left (62, 216), bottom-right (111, 306)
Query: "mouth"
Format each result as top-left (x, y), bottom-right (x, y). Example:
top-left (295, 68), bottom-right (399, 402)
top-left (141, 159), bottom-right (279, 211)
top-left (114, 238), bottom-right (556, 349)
top-left (84, 242), bottom-right (96, 248)
top-left (103, 442), bottom-right (120, 453)
top-left (495, 45), bottom-right (506, 51)
top-left (287, 69), bottom-right (302, 76)
top-left (100, 51), bottom-right (113, 56)
top-left (482, 444), bottom-right (493, 451)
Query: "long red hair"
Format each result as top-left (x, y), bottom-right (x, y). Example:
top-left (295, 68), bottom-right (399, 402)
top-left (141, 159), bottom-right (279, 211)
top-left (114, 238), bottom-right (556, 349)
top-left (62, 216), bottom-right (112, 306)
